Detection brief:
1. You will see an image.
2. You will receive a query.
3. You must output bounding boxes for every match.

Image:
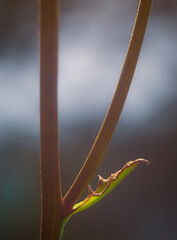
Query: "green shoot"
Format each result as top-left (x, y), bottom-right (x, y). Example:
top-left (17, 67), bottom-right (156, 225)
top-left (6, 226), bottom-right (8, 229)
top-left (61, 159), bottom-right (150, 237)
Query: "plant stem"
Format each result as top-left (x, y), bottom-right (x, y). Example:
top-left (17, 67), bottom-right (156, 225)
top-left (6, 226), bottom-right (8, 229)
top-left (40, 0), bottom-right (63, 239)
top-left (63, 0), bottom-right (152, 211)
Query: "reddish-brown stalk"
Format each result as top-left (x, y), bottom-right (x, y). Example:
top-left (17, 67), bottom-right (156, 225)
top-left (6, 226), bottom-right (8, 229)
top-left (40, 0), bottom-right (63, 239)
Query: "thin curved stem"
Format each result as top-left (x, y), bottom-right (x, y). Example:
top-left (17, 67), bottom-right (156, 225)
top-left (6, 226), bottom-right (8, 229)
top-left (63, 0), bottom-right (152, 211)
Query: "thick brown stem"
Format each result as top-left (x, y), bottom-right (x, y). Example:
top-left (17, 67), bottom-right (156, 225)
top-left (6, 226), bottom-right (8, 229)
top-left (40, 0), bottom-right (63, 239)
top-left (63, 0), bottom-right (152, 210)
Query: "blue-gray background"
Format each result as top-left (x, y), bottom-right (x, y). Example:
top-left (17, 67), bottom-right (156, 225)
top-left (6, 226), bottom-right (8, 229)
top-left (0, 0), bottom-right (177, 239)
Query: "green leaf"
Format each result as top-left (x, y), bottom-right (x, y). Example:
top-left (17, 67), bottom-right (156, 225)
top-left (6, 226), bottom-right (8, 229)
top-left (62, 158), bottom-right (150, 227)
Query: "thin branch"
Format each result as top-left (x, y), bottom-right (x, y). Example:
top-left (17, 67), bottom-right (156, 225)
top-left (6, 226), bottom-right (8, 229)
top-left (40, 0), bottom-right (63, 239)
top-left (63, 0), bottom-right (152, 210)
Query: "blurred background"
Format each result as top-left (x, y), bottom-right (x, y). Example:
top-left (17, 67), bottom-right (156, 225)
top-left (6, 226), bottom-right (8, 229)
top-left (0, 0), bottom-right (177, 239)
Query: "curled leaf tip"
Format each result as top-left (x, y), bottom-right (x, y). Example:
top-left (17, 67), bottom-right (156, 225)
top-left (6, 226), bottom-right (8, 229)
top-left (66, 158), bottom-right (150, 217)
top-left (132, 158), bottom-right (151, 166)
